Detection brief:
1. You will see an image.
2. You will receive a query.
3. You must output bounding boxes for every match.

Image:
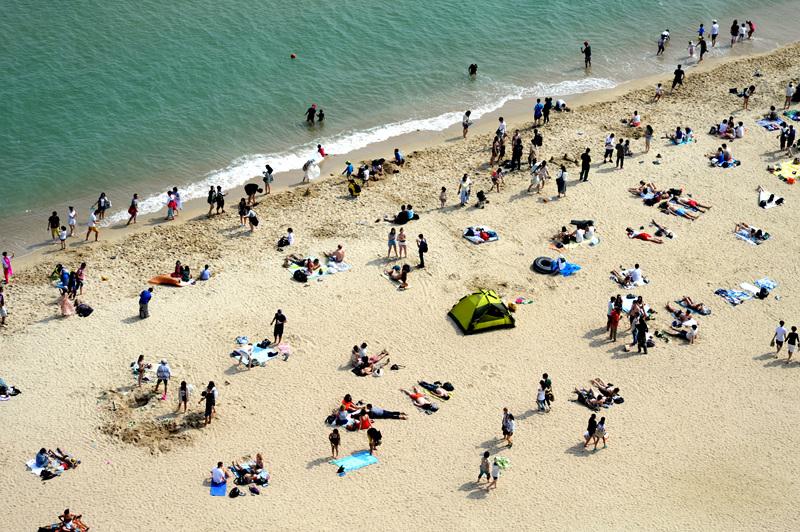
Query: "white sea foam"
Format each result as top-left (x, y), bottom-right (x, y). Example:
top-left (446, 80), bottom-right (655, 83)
top-left (107, 76), bottom-right (615, 225)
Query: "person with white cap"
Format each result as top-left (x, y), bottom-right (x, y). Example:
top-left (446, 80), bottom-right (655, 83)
top-left (710, 19), bottom-right (719, 47)
top-left (154, 359), bottom-right (171, 396)
top-left (581, 41), bottom-right (591, 68)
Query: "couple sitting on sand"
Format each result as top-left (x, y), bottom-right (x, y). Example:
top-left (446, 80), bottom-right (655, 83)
top-left (352, 347), bottom-right (391, 377)
top-left (552, 222), bottom-right (595, 245)
top-left (227, 453), bottom-right (268, 485)
top-left (610, 264), bottom-right (644, 288)
top-left (36, 447), bottom-right (80, 472)
top-left (666, 126), bottom-right (693, 144)
top-left (284, 255), bottom-right (322, 275)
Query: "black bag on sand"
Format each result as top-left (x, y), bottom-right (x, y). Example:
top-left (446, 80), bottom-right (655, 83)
top-left (229, 487), bottom-right (241, 498)
top-left (293, 270), bottom-right (308, 283)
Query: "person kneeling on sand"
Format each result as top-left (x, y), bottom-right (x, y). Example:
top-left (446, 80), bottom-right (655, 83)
top-left (661, 324), bottom-right (698, 344)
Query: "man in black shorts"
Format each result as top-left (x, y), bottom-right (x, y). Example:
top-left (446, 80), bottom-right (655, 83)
top-left (697, 36), bottom-right (708, 63)
top-left (271, 309), bottom-right (287, 344)
top-left (579, 148), bottom-right (591, 182)
top-left (671, 64), bottom-right (685, 91)
top-left (581, 41), bottom-right (591, 68)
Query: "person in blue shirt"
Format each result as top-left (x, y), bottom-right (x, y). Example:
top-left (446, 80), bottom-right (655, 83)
top-left (394, 149), bottom-right (405, 167)
top-left (36, 448), bottom-right (52, 468)
top-left (200, 265), bottom-right (211, 281)
top-left (341, 161), bottom-right (353, 178)
top-left (533, 98), bottom-right (544, 126)
top-left (139, 287), bottom-right (153, 319)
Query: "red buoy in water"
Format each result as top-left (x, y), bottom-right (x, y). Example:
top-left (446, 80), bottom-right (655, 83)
top-left (291, 53), bottom-right (296, 58)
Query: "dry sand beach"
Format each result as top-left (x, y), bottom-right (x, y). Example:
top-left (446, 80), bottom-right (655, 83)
top-left (3, 41), bottom-right (800, 531)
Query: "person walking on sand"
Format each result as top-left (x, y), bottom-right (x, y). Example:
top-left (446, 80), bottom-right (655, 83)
top-left (785, 326), bottom-right (798, 364)
top-left (584, 413), bottom-right (597, 448)
top-left (154, 358), bottom-right (171, 396)
top-left (271, 309), bottom-right (287, 344)
top-left (478, 451), bottom-right (491, 483)
top-left (533, 99), bottom-right (544, 126)
top-left (458, 174), bottom-right (472, 206)
top-left (416, 234), bottom-right (428, 268)
top-left (710, 19), bottom-right (719, 47)
top-left (329, 428), bottom-right (340, 459)
top-left (636, 314), bottom-right (649, 353)
top-left (504, 414), bottom-right (515, 447)
top-left (772, 320), bottom-right (788, 357)
top-left (4, 251), bottom-right (16, 284)
top-left (67, 206), bottom-right (77, 237)
top-left (172, 187), bottom-right (182, 214)
top-left (501, 407), bottom-right (511, 441)
top-left (615, 139), bottom-right (625, 169)
top-left (487, 459), bottom-right (501, 490)
top-left (785, 83), bottom-right (795, 111)
top-left (609, 304), bottom-right (621, 342)
top-left (603, 134), bottom-right (615, 163)
top-left (581, 41), bottom-right (591, 68)
top-left (537, 380), bottom-right (549, 412)
top-left (215, 186), bottom-right (227, 214)
top-left (462, 110), bottom-right (472, 138)
top-left (126, 194), bottom-right (138, 225)
top-left (85, 210), bottom-right (100, 242)
top-left (387, 228), bottom-right (398, 258)
top-left (579, 148), bottom-right (591, 181)
top-left (543, 373), bottom-right (554, 410)
top-left (139, 287), bottom-right (152, 319)
top-left (206, 186), bottom-right (217, 216)
top-left (672, 64), bottom-right (685, 92)
top-left (47, 211), bottom-right (60, 242)
top-left (592, 417), bottom-right (608, 450)
top-left (0, 286), bottom-right (7, 326)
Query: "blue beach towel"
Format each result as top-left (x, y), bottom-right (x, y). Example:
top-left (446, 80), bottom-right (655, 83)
top-left (715, 289), bottom-right (742, 306)
top-left (755, 278), bottom-right (778, 291)
top-left (330, 451), bottom-right (379, 472)
top-left (756, 119), bottom-right (783, 130)
top-left (210, 482), bottom-right (227, 496)
top-left (672, 137), bottom-right (695, 146)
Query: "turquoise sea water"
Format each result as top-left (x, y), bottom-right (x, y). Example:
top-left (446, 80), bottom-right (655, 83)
top-left (2, 0), bottom-right (799, 251)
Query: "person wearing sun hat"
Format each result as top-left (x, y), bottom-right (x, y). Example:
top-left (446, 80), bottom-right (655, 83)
top-left (581, 41), bottom-right (591, 68)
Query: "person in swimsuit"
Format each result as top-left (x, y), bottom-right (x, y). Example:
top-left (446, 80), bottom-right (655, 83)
top-left (329, 429), bottom-right (340, 458)
top-left (418, 380), bottom-right (450, 399)
top-left (397, 228), bottom-right (407, 258)
top-left (92, 192), bottom-right (110, 220)
top-left (626, 228), bottom-right (664, 244)
top-left (324, 244), bottom-right (345, 263)
top-left (58, 509), bottom-right (82, 531)
top-left (666, 204), bottom-right (699, 220)
top-left (675, 195), bottom-right (712, 212)
top-left (584, 414), bottom-right (597, 447)
top-left (305, 104), bottom-right (317, 124)
top-left (462, 110), bottom-right (472, 138)
top-left (401, 386), bottom-right (433, 408)
top-left (663, 324), bottom-right (698, 343)
top-left (589, 379), bottom-right (620, 399)
top-left (665, 302), bottom-right (693, 323)
top-left (677, 296), bottom-right (708, 314)
top-left (592, 417), bottom-right (607, 450)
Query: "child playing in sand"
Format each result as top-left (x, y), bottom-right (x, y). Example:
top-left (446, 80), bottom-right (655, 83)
top-left (653, 83), bottom-right (662, 102)
top-left (439, 187), bottom-right (447, 208)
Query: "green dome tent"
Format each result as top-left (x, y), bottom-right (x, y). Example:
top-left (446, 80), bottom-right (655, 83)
top-left (449, 289), bottom-right (516, 334)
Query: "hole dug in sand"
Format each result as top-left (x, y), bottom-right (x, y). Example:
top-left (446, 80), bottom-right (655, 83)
top-left (97, 389), bottom-right (209, 453)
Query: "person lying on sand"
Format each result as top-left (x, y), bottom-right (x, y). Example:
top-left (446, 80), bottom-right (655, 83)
top-left (589, 379), bottom-right (620, 398)
top-left (626, 227), bottom-right (664, 244)
top-left (401, 386), bottom-right (433, 408)
top-left (660, 324), bottom-right (698, 344)
top-left (674, 195), bottom-right (712, 212)
top-left (418, 380), bottom-right (450, 399)
top-left (734, 222), bottom-right (764, 240)
top-left (324, 245), bottom-right (345, 263)
top-left (665, 302), bottom-right (693, 323)
top-left (628, 181), bottom-right (660, 195)
top-left (366, 404), bottom-right (408, 420)
top-left (756, 185), bottom-right (784, 207)
top-left (651, 219), bottom-right (674, 239)
top-left (677, 296), bottom-right (710, 314)
top-left (665, 203), bottom-right (699, 220)
top-left (573, 387), bottom-right (608, 407)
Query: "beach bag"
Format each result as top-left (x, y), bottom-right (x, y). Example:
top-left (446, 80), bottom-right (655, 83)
top-left (757, 287), bottom-right (769, 299)
top-left (249, 486), bottom-right (260, 495)
top-left (229, 487), bottom-right (241, 498)
top-left (708, 126), bottom-right (717, 135)
top-left (613, 396), bottom-right (624, 404)
top-left (76, 304), bottom-right (93, 317)
top-left (207, 190), bottom-right (217, 204)
top-left (293, 270), bottom-right (308, 283)
top-left (443, 382), bottom-right (454, 391)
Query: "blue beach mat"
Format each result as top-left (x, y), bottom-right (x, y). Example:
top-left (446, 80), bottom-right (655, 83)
top-left (210, 482), bottom-right (227, 496)
top-left (330, 451), bottom-right (379, 473)
top-left (755, 278), bottom-right (778, 291)
top-left (672, 137), bottom-right (695, 146)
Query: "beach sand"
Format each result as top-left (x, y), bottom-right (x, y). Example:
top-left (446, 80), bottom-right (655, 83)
top-left (2, 41), bottom-right (800, 530)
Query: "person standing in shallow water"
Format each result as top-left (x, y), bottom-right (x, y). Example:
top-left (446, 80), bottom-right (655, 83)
top-left (468, 63), bottom-right (477, 76)
top-left (581, 41), bottom-right (591, 68)
top-left (305, 104), bottom-right (317, 124)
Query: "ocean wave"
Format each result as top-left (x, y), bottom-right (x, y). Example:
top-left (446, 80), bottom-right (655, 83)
top-left (107, 76), bottom-right (616, 225)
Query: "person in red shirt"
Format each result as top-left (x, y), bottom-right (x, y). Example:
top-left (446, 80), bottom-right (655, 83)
top-left (609, 305), bottom-right (621, 342)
